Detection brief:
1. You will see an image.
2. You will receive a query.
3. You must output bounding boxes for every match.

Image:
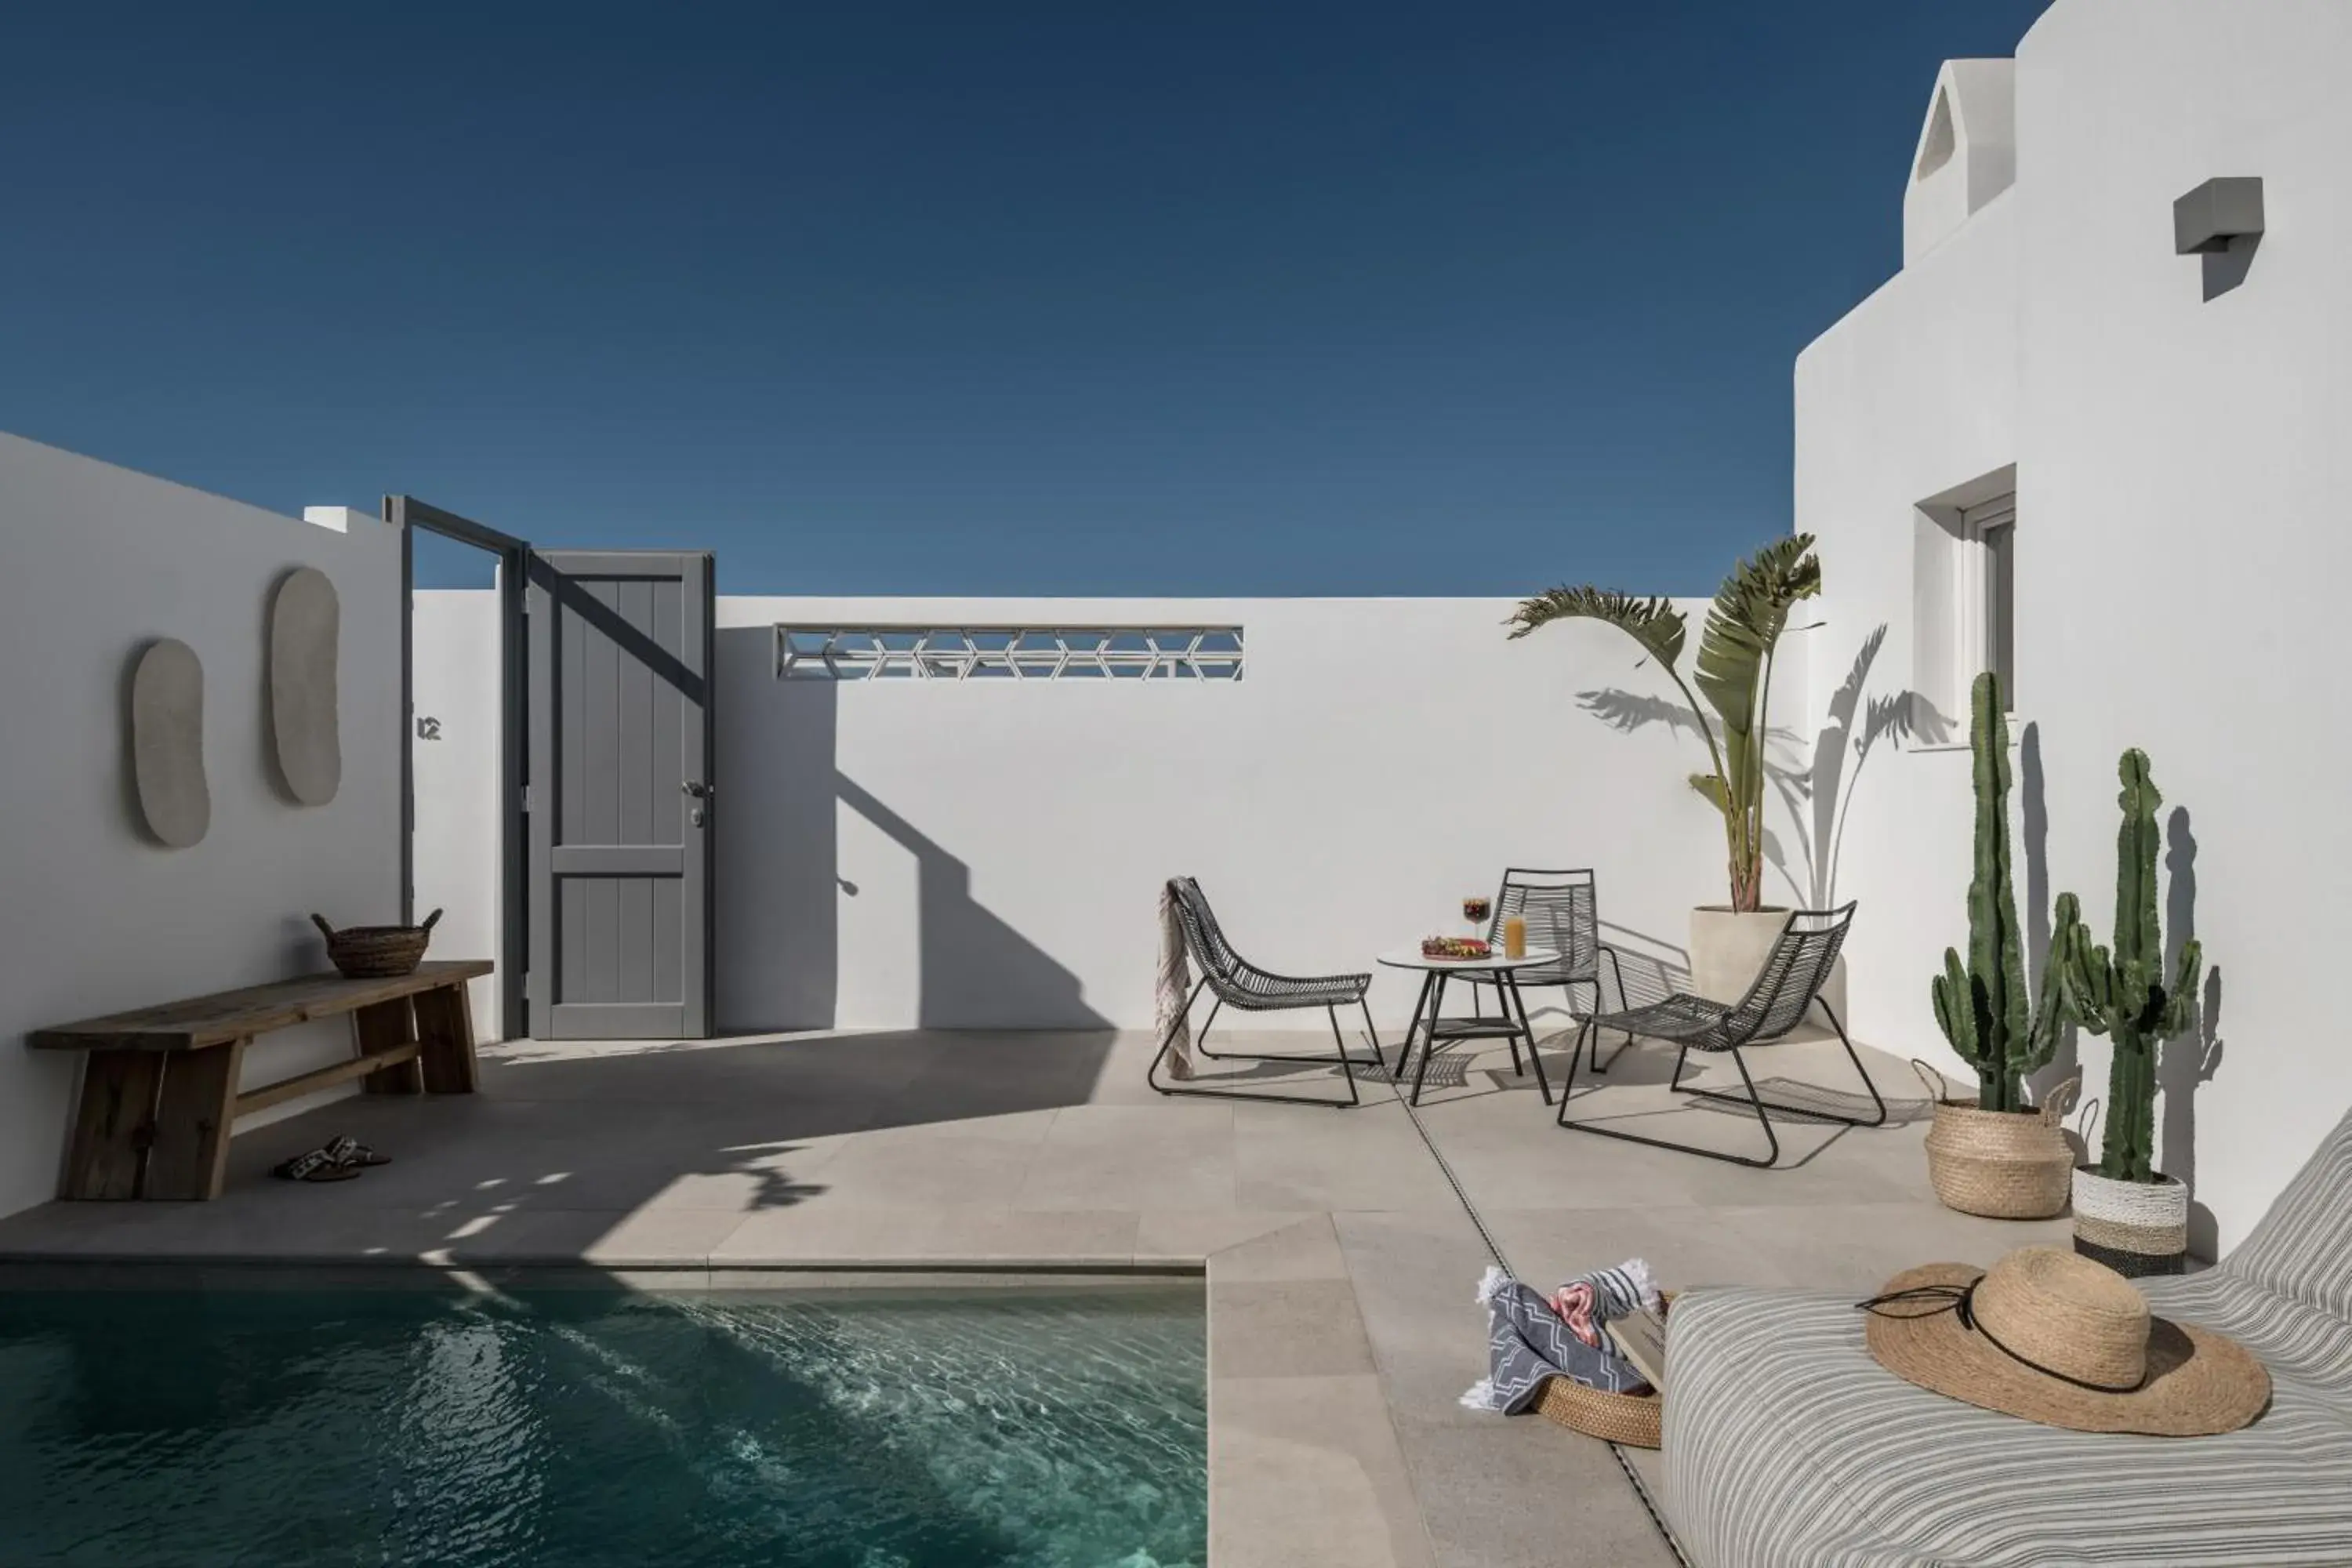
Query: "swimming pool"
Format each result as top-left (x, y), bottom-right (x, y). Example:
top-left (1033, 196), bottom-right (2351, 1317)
top-left (0, 1280), bottom-right (1206, 1567)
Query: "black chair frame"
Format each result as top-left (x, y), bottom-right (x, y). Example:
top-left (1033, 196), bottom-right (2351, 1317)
top-left (1147, 877), bottom-right (1378, 1109)
top-left (1553, 903), bottom-right (1885, 1168)
top-left (1451, 868), bottom-right (1638, 1075)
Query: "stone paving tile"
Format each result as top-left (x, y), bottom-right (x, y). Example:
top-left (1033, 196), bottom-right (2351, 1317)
top-left (1210, 1374), bottom-right (1436, 1568)
top-left (1015, 1104), bottom-right (1238, 1210)
top-left (1210, 1277), bottom-right (1378, 1380)
top-left (1136, 1210), bottom-right (1324, 1270)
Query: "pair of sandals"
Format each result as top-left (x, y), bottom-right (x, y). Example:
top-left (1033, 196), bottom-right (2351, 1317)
top-left (271, 1134), bottom-right (393, 1183)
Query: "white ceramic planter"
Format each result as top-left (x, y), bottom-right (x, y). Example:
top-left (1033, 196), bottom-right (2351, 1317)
top-left (2071, 1166), bottom-right (2189, 1277)
top-left (1687, 906), bottom-right (1849, 1019)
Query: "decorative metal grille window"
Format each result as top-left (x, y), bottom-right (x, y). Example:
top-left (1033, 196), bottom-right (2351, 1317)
top-left (774, 626), bottom-right (1245, 681)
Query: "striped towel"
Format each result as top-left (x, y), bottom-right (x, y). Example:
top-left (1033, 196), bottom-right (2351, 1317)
top-left (1461, 1259), bottom-right (1661, 1412)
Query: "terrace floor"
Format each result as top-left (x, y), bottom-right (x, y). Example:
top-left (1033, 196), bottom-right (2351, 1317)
top-left (0, 1018), bottom-right (2070, 1567)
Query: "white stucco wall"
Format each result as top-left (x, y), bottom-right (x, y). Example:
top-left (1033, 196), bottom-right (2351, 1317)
top-left (0, 432), bottom-right (403, 1218)
top-left (409, 588), bottom-right (505, 1036)
top-left (1798, 0), bottom-right (2352, 1254)
top-left (714, 596), bottom-right (1813, 1035)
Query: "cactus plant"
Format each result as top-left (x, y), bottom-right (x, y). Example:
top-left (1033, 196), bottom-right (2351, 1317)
top-left (1930, 672), bottom-right (2078, 1112)
top-left (2057, 750), bottom-right (2203, 1184)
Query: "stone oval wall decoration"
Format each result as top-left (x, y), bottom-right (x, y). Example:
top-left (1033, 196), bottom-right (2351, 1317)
top-left (129, 638), bottom-right (211, 848)
top-left (269, 565), bottom-right (342, 805)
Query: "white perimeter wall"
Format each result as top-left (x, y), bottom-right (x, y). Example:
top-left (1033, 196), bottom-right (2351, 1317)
top-left (0, 432), bottom-right (404, 1219)
top-left (1798, 0), bottom-right (2352, 1253)
top-left (409, 589), bottom-right (505, 1036)
top-left (709, 596), bottom-right (1810, 1036)
top-left (411, 592), bottom-right (1818, 1036)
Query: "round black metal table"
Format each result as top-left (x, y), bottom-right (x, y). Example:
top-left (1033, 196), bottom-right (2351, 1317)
top-left (1376, 947), bottom-right (1559, 1106)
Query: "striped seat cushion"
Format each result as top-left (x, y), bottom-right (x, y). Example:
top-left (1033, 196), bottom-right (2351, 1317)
top-left (1662, 1287), bottom-right (2352, 1566)
top-left (1663, 1109), bottom-right (2352, 1568)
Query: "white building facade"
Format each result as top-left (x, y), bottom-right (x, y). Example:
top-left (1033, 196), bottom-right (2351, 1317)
top-left (1798, 0), bottom-right (2352, 1254)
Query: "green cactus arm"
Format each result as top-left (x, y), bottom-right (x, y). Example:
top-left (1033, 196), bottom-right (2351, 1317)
top-left (2113, 750), bottom-right (2163, 978)
top-left (1933, 948), bottom-right (1978, 1061)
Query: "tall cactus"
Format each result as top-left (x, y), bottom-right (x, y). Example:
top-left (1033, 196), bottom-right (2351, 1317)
top-left (2057, 750), bottom-right (2203, 1183)
top-left (1930, 673), bottom-right (2076, 1112)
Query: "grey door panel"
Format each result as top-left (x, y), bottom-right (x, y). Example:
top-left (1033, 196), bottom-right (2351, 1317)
top-left (527, 550), bottom-right (714, 1040)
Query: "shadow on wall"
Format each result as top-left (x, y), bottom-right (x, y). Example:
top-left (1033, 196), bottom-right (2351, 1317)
top-left (2161, 806), bottom-right (2227, 1258)
top-left (1577, 620), bottom-right (1944, 912)
top-left (714, 627), bottom-right (1107, 1033)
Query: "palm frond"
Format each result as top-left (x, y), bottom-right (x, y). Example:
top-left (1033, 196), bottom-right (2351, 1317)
top-left (1687, 772), bottom-right (1730, 813)
top-left (1506, 586), bottom-right (1687, 669)
top-left (1692, 534), bottom-right (1822, 742)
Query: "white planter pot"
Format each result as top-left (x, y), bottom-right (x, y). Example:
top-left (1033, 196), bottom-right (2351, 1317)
top-left (1687, 906), bottom-right (1849, 1020)
top-left (2071, 1166), bottom-right (2189, 1277)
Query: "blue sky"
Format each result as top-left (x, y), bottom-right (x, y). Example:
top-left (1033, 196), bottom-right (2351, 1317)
top-left (1, 2), bottom-right (2048, 594)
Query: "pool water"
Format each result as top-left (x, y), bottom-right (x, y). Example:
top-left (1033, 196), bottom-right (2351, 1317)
top-left (0, 1283), bottom-right (1205, 1568)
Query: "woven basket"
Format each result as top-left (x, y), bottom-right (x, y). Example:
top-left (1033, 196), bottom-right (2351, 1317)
top-left (2072, 1167), bottom-right (2189, 1277)
top-left (1920, 1066), bottom-right (2078, 1220)
top-left (1530, 1291), bottom-right (1675, 1450)
top-left (1534, 1376), bottom-right (1662, 1448)
top-left (312, 909), bottom-right (441, 978)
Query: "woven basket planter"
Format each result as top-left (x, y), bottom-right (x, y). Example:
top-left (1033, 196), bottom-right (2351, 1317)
top-left (2072, 1167), bottom-right (2189, 1277)
top-left (1530, 1292), bottom-right (1675, 1450)
top-left (1534, 1376), bottom-right (1661, 1448)
top-left (311, 909), bottom-right (441, 979)
top-left (1920, 1071), bottom-right (2078, 1220)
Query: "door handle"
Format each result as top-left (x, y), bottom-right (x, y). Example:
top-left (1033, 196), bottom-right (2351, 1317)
top-left (681, 780), bottom-right (713, 798)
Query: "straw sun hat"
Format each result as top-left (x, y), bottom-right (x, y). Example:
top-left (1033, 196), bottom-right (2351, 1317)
top-left (1859, 1246), bottom-right (2269, 1436)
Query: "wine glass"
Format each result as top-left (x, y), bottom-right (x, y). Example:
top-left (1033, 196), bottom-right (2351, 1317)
top-left (1462, 895), bottom-right (1492, 941)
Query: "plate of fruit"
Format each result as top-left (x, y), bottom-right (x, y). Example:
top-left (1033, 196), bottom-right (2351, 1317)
top-left (1421, 935), bottom-right (1493, 960)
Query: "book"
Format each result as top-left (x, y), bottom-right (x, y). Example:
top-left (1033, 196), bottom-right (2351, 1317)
top-left (1606, 1304), bottom-right (1670, 1392)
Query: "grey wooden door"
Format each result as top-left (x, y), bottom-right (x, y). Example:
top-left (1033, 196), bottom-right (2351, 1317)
top-left (526, 551), bottom-right (715, 1039)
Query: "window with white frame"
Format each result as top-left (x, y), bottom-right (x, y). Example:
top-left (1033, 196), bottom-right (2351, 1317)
top-left (1965, 494), bottom-right (2017, 709)
top-left (1911, 473), bottom-right (2018, 725)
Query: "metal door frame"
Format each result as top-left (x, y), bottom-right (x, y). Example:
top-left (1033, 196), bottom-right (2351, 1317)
top-left (387, 495), bottom-right (531, 1044)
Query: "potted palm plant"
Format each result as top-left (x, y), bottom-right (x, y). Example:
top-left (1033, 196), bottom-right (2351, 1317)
top-left (1922, 671), bottom-right (2081, 1218)
top-left (1508, 535), bottom-right (1821, 1000)
top-left (2057, 750), bottom-right (2203, 1276)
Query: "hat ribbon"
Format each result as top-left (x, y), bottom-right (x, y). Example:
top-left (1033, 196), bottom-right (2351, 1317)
top-left (1856, 1281), bottom-right (2147, 1395)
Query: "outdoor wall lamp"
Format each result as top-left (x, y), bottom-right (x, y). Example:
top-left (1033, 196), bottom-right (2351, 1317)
top-left (2174, 176), bottom-right (2263, 299)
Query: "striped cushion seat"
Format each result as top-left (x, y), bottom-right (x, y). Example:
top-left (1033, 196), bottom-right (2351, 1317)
top-left (1662, 1110), bottom-right (2352, 1568)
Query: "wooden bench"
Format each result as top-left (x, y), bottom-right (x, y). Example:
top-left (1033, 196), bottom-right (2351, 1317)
top-left (29, 960), bottom-right (494, 1201)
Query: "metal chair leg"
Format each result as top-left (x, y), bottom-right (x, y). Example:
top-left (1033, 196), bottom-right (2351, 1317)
top-left (1588, 949), bottom-right (1636, 1073)
top-left (1557, 1033), bottom-right (1784, 1168)
top-left (1146, 978), bottom-right (1363, 1108)
top-left (1672, 1001), bottom-right (1887, 1130)
top-left (1358, 999), bottom-right (1387, 1077)
top-left (1192, 997), bottom-right (1229, 1057)
top-left (1555, 1015), bottom-right (1592, 1124)
top-left (1327, 1005), bottom-right (1360, 1109)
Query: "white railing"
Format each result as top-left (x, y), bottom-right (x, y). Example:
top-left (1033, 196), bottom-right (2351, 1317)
top-left (773, 625), bottom-right (1245, 681)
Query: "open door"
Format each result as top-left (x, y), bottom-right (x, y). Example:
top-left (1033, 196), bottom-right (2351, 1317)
top-left (526, 551), bottom-right (716, 1039)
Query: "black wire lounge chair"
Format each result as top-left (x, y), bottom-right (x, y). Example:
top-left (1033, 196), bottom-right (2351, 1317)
top-left (1148, 877), bottom-right (1378, 1109)
top-left (1553, 902), bottom-right (1882, 1167)
top-left (1450, 867), bottom-right (1636, 1076)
